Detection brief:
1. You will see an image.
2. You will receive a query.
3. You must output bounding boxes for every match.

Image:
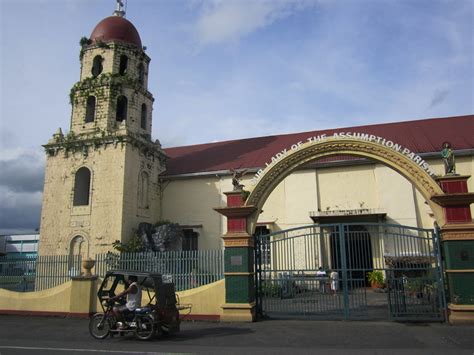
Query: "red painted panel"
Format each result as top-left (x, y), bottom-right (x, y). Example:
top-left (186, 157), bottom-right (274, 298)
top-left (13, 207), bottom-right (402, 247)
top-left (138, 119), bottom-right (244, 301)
top-left (439, 180), bottom-right (468, 194)
top-left (228, 218), bottom-right (247, 232)
top-left (444, 206), bottom-right (472, 223)
top-left (227, 194), bottom-right (244, 207)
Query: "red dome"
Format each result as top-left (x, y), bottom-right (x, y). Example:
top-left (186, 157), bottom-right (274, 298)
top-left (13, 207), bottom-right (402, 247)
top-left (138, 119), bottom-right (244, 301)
top-left (90, 16), bottom-right (142, 48)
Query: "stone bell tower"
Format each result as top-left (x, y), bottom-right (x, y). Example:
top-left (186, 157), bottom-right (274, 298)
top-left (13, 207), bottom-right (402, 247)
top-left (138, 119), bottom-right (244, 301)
top-left (39, 7), bottom-right (166, 257)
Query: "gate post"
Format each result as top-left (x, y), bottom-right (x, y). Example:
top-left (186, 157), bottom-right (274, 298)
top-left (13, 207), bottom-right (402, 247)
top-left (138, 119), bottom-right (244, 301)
top-left (215, 191), bottom-right (257, 322)
top-left (338, 224), bottom-right (350, 320)
top-left (432, 175), bottom-right (474, 324)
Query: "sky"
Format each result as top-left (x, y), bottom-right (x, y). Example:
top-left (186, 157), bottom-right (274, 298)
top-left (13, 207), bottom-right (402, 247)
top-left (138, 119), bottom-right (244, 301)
top-left (0, 0), bottom-right (473, 234)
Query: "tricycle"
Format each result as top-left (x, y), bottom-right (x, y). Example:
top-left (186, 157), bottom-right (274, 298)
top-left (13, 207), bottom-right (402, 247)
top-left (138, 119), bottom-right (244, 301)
top-left (89, 270), bottom-right (180, 340)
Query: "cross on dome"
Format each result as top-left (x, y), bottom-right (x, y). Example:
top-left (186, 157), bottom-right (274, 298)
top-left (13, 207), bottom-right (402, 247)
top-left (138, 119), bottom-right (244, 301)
top-left (114, 0), bottom-right (126, 17)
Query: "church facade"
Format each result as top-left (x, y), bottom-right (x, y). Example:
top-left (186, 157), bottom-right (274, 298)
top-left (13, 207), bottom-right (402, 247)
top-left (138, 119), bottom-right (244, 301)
top-left (161, 117), bottom-right (474, 252)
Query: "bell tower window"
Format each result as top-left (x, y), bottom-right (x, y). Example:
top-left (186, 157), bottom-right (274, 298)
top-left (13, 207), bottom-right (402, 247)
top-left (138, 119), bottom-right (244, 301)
top-left (138, 63), bottom-right (145, 85)
top-left (73, 167), bottom-right (91, 206)
top-left (140, 104), bottom-right (147, 129)
top-left (119, 55), bottom-right (128, 75)
top-left (85, 96), bottom-right (96, 123)
top-left (91, 55), bottom-right (103, 77)
top-left (116, 96), bottom-right (128, 122)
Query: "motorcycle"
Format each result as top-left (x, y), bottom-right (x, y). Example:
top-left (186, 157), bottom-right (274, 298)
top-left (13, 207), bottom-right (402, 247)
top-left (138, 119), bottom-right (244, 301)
top-left (89, 270), bottom-right (180, 340)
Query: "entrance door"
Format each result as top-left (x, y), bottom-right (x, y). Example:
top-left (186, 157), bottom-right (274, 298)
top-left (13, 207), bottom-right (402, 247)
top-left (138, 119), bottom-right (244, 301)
top-left (255, 223), bottom-right (445, 321)
top-left (329, 225), bottom-right (374, 318)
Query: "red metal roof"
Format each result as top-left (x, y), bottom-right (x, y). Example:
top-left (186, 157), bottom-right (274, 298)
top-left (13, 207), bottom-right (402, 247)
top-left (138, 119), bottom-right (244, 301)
top-left (163, 115), bottom-right (474, 176)
top-left (90, 16), bottom-right (142, 48)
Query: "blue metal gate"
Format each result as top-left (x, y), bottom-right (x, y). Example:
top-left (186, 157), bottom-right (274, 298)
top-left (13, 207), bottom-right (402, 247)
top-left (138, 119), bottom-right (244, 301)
top-left (255, 223), bottom-right (446, 321)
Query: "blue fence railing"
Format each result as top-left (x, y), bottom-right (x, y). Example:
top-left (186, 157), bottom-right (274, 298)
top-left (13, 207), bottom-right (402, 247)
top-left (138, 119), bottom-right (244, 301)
top-left (95, 250), bottom-right (224, 291)
top-left (0, 250), bottom-right (224, 292)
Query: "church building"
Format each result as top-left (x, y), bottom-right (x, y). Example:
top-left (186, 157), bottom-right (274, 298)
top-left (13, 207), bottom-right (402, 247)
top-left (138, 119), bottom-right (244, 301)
top-left (39, 9), bottom-right (474, 259)
top-left (36, 6), bottom-right (474, 323)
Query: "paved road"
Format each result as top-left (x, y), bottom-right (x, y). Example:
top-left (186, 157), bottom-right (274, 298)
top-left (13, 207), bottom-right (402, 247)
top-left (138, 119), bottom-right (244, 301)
top-left (0, 315), bottom-right (473, 354)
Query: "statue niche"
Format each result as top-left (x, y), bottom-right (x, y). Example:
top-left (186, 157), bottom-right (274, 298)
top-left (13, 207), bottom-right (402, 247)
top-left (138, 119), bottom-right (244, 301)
top-left (138, 222), bottom-right (183, 252)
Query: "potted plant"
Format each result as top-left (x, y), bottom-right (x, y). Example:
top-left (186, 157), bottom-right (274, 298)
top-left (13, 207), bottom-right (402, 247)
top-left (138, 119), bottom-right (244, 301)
top-left (367, 270), bottom-right (384, 289)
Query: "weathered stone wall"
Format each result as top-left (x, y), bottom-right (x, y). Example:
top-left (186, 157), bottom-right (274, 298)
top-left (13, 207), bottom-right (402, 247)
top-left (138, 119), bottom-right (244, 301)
top-left (39, 139), bottom-right (164, 256)
top-left (121, 143), bottom-right (164, 244)
top-left (71, 43), bottom-right (153, 137)
top-left (39, 146), bottom-right (126, 256)
top-left (80, 43), bottom-right (150, 87)
top-left (39, 39), bottom-right (163, 257)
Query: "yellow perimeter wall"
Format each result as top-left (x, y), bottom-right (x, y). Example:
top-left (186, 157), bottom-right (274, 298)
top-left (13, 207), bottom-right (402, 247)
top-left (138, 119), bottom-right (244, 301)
top-left (0, 279), bottom-right (225, 319)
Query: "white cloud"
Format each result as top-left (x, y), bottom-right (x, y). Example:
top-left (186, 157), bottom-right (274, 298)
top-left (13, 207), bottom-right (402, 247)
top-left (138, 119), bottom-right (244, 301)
top-left (0, 147), bottom-right (43, 161)
top-left (194, 0), bottom-right (317, 46)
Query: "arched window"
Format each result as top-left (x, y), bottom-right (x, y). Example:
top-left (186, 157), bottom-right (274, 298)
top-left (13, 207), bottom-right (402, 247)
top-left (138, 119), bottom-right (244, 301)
top-left (138, 171), bottom-right (149, 209)
top-left (91, 55), bottom-right (103, 77)
top-left (119, 55), bottom-right (128, 75)
top-left (116, 95), bottom-right (128, 122)
top-left (140, 103), bottom-right (147, 129)
top-left (73, 167), bottom-right (91, 206)
top-left (138, 63), bottom-right (145, 85)
top-left (85, 96), bottom-right (96, 123)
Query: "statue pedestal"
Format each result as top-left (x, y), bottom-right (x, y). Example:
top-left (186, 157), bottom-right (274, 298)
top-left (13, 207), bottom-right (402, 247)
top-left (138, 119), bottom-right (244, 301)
top-left (433, 175), bottom-right (474, 223)
top-left (434, 175), bottom-right (474, 324)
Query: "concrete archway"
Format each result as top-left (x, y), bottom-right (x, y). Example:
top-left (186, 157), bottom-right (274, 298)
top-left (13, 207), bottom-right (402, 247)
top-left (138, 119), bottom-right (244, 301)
top-left (217, 136), bottom-right (474, 323)
top-left (244, 137), bottom-right (445, 232)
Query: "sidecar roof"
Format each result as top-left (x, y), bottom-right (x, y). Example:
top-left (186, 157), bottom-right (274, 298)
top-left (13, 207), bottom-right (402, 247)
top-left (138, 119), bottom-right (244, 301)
top-left (100, 270), bottom-right (169, 294)
top-left (104, 270), bottom-right (163, 280)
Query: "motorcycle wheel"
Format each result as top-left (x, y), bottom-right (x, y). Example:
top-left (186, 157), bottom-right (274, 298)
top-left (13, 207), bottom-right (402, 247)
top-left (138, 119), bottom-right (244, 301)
top-left (135, 315), bottom-right (155, 340)
top-left (89, 313), bottom-right (111, 339)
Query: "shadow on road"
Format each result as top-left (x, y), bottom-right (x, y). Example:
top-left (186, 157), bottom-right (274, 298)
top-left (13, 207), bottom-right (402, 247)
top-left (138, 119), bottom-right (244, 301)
top-left (171, 326), bottom-right (254, 341)
top-left (107, 325), bottom-right (254, 343)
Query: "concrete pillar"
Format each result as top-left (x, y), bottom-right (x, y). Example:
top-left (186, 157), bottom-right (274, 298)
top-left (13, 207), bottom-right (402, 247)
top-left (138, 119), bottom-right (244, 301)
top-left (69, 276), bottom-right (98, 317)
top-left (215, 191), bottom-right (257, 322)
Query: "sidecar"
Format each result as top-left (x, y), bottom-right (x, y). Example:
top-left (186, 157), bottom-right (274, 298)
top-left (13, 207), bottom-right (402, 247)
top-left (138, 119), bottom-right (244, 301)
top-left (96, 270), bottom-right (181, 337)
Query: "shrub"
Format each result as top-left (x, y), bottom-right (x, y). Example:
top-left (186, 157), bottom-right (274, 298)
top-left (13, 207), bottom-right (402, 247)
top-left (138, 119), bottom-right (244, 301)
top-left (367, 270), bottom-right (384, 287)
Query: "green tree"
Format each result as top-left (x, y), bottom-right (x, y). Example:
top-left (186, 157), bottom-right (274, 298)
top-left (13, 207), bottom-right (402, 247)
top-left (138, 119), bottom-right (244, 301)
top-left (112, 232), bottom-right (144, 253)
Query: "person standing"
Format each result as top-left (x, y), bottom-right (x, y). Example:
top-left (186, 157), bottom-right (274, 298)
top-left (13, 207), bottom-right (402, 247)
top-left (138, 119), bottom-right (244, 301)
top-left (316, 267), bottom-right (327, 293)
top-left (330, 270), bottom-right (339, 294)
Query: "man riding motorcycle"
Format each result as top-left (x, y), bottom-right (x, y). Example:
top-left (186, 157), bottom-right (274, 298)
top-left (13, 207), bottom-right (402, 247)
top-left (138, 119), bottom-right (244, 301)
top-left (110, 275), bottom-right (142, 329)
